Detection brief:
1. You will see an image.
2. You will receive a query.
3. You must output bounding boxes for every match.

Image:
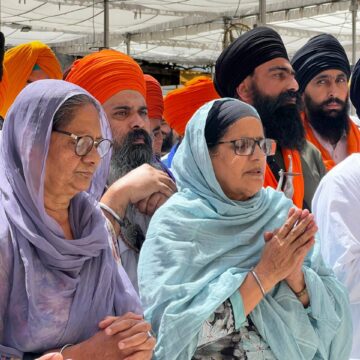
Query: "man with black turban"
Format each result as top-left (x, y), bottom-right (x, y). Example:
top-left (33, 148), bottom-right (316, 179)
top-left (215, 26), bottom-right (325, 210)
top-left (350, 57), bottom-right (360, 118)
top-left (292, 33), bottom-right (360, 171)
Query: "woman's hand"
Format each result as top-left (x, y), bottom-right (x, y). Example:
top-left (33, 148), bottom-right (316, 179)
top-left (96, 313), bottom-right (155, 360)
top-left (135, 192), bottom-right (169, 216)
top-left (61, 313), bottom-right (155, 360)
top-left (36, 354), bottom-right (63, 360)
top-left (254, 208), bottom-right (317, 292)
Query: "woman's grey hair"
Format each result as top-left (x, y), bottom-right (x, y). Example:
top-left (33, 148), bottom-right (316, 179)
top-left (52, 94), bottom-right (99, 130)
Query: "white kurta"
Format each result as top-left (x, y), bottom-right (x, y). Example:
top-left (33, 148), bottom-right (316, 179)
top-left (313, 153), bottom-right (360, 360)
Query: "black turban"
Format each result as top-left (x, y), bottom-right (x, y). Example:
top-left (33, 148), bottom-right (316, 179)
top-left (0, 32), bottom-right (4, 82)
top-left (350, 58), bottom-right (360, 117)
top-left (214, 26), bottom-right (289, 97)
top-left (291, 34), bottom-right (350, 93)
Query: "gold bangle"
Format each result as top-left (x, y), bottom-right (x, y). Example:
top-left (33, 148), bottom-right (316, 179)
top-left (295, 285), bottom-right (307, 298)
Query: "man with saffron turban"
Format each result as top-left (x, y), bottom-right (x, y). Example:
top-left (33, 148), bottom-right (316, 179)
top-left (66, 50), bottom-right (176, 291)
top-left (215, 26), bottom-right (326, 210)
top-left (292, 34), bottom-right (360, 171)
top-left (144, 74), bottom-right (164, 158)
top-left (0, 40), bottom-right (62, 117)
top-left (162, 76), bottom-right (220, 168)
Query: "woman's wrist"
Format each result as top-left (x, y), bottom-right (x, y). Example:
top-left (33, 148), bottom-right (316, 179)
top-left (101, 182), bottom-right (130, 219)
top-left (61, 342), bottom-right (84, 360)
top-left (286, 271), bottom-right (305, 293)
top-left (252, 265), bottom-right (277, 293)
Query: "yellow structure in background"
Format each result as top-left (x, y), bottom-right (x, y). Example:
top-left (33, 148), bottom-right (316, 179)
top-left (180, 70), bottom-right (211, 85)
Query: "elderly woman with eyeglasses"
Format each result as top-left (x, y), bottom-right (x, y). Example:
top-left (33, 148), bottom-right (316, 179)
top-left (138, 98), bottom-right (352, 359)
top-left (0, 80), bottom-right (158, 360)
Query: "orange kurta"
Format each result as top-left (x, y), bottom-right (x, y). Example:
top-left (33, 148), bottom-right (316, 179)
top-left (302, 112), bottom-right (360, 171)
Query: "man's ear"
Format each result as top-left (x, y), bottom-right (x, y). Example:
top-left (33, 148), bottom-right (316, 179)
top-left (235, 78), bottom-right (253, 104)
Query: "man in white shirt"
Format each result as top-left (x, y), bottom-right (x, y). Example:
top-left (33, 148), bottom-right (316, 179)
top-left (312, 153), bottom-right (360, 359)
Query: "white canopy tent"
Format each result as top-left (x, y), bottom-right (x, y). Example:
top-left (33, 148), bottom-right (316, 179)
top-left (0, 0), bottom-right (359, 67)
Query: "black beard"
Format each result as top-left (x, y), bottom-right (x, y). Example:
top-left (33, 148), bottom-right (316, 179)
top-left (304, 94), bottom-right (349, 145)
top-left (108, 128), bottom-right (153, 184)
top-left (161, 129), bottom-right (174, 154)
top-left (251, 85), bottom-right (306, 151)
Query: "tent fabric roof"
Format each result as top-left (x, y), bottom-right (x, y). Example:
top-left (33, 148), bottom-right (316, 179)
top-left (1, 0), bottom-right (358, 66)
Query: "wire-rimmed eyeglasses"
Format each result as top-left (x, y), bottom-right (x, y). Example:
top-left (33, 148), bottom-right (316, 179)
top-left (53, 129), bottom-right (113, 158)
top-left (216, 137), bottom-right (277, 156)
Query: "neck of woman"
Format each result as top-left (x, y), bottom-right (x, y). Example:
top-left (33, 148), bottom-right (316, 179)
top-left (44, 191), bottom-right (74, 240)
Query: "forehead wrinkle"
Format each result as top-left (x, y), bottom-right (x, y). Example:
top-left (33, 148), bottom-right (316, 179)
top-left (268, 66), bottom-right (295, 75)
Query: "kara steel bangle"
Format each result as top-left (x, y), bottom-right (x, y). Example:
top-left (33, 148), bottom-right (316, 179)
top-left (59, 343), bottom-right (73, 355)
top-left (250, 269), bottom-right (266, 297)
top-left (99, 202), bottom-right (125, 227)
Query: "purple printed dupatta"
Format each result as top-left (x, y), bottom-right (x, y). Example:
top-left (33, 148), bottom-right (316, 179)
top-left (0, 80), bottom-right (141, 357)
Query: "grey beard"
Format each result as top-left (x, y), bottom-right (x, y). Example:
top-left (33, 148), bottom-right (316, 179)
top-left (108, 143), bottom-right (153, 185)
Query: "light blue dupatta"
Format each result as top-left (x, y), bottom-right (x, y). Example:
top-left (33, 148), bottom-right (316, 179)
top-left (138, 99), bottom-right (352, 360)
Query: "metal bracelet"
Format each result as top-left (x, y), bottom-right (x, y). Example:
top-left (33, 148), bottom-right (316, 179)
top-left (99, 202), bottom-right (125, 227)
top-left (250, 270), bottom-right (266, 297)
top-left (59, 344), bottom-right (73, 355)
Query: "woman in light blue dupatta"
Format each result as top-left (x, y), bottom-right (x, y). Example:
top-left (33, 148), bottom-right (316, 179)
top-left (138, 98), bottom-right (352, 359)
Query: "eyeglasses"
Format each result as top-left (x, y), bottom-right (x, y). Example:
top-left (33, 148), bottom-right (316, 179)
top-left (217, 137), bottom-right (276, 156)
top-left (53, 129), bottom-right (113, 158)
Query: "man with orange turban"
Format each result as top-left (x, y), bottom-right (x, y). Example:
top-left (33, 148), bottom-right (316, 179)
top-left (66, 49), bottom-right (176, 293)
top-left (144, 74), bottom-right (164, 158)
top-left (162, 76), bottom-right (220, 167)
top-left (0, 41), bottom-right (62, 117)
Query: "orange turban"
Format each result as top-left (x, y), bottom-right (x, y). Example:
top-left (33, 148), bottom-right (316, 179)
top-left (0, 68), bottom-right (8, 114)
top-left (0, 32), bottom-right (6, 112)
top-left (144, 74), bottom-right (163, 120)
top-left (0, 41), bottom-right (62, 117)
top-left (163, 76), bottom-right (220, 136)
top-left (66, 49), bottom-right (146, 104)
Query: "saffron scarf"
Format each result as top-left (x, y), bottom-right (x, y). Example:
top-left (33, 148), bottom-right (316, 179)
top-left (302, 112), bottom-right (360, 171)
top-left (264, 149), bottom-right (304, 208)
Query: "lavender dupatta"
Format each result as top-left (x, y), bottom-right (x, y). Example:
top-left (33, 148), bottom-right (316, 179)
top-left (0, 80), bottom-right (141, 357)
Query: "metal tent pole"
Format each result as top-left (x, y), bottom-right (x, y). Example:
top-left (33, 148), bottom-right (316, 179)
top-left (126, 33), bottom-right (131, 55)
top-left (104, 0), bottom-right (109, 48)
top-left (352, 0), bottom-right (358, 67)
top-left (259, 0), bottom-right (266, 25)
top-left (351, 0), bottom-right (358, 116)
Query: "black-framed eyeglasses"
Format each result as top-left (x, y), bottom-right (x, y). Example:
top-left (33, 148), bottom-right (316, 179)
top-left (216, 137), bottom-right (276, 156)
top-left (53, 129), bottom-right (113, 158)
